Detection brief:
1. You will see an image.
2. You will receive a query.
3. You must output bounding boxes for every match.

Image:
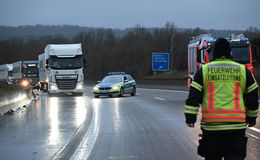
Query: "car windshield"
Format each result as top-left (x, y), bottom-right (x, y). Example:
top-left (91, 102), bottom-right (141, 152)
top-left (50, 55), bottom-right (82, 69)
top-left (101, 76), bottom-right (122, 83)
top-left (231, 47), bottom-right (250, 64)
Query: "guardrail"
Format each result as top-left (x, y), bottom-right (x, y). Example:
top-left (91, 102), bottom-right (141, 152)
top-left (0, 87), bottom-right (34, 115)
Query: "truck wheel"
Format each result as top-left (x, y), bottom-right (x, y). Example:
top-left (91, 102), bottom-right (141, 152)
top-left (43, 83), bottom-right (48, 92)
top-left (40, 83), bottom-right (44, 91)
top-left (75, 92), bottom-right (83, 96)
top-left (48, 92), bottom-right (54, 97)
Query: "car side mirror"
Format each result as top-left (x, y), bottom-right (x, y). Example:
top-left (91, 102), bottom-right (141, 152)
top-left (124, 80), bottom-right (128, 83)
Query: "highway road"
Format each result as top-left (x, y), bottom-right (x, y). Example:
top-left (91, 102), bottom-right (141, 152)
top-left (0, 85), bottom-right (259, 160)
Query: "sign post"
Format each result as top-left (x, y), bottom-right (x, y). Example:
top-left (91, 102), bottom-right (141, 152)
top-left (152, 53), bottom-right (170, 75)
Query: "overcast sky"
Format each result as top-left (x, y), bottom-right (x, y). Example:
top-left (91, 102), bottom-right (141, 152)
top-left (0, 0), bottom-right (259, 30)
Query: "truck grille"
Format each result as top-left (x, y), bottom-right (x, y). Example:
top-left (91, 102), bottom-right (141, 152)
top-left (56, 79), bottom-right (77, 90)
top-left (27, 74), bottom-right (38, 78)
top-left (99, 87), bottom-right (111, 90)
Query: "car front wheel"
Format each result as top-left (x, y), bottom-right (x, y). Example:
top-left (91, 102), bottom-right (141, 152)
top-left (118, 88), bottom-right (124, 97)
top-left (131, 86), bottom-right (136, 96)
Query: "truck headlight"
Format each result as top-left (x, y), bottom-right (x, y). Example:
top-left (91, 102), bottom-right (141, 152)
top-left (76, 84), bottom-right (83, 90)
top-left (50, 84), bottom-right (57, 90)
top-left (21, 80), bottom-right (29, 87)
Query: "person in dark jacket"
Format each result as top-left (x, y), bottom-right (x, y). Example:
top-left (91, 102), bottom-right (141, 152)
top-left (184, 38), bottom-right (259, 160)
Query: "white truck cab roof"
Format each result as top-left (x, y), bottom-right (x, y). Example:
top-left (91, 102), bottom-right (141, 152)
top-left (45, 44), bottom-right (82, 57)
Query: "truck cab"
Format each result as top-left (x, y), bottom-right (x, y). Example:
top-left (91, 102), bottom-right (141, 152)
top-left (12, 61), bottom-right (39, 87)
top-left (38, 44), bottom-right (84, 95)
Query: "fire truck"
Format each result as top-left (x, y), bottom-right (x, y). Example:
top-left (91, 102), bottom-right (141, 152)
top-left (187, 34), bottom-right (258, 87)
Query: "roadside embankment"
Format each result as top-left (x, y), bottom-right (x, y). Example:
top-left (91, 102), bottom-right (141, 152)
top-left (0, 87), bottom-right (34, 115)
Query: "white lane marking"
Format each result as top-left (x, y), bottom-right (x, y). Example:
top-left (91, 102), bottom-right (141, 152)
top-left (154, 97), bottom-right (165, 101)
top-left (71, 99), bottom-right (100, 160)
top-left (246, 133), bottom-right (260, 140)
top-left (140, 87), bottom-right (260, 139)
top-left (249, 127), bottom-right (260, 133)
top-left (139, 88), bottom-right (189, 94)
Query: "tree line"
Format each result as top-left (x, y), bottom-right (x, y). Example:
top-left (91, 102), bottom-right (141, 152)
top-left (0, 23), bottom-right (260, 80)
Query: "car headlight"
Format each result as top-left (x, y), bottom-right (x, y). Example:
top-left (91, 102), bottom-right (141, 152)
top-left (93, 86), bottom-right (99, 90)
top-left (112, 86), bottom-right (119, 90)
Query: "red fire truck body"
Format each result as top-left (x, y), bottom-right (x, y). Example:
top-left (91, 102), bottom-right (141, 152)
top-left (187, 34), bottom-right (257, 87)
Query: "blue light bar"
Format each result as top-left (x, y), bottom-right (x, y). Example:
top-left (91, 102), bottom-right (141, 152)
top-left (205, 40), bottom-right (215, 43)
top-left (108, 72), bottom-right (126, 75)
top-left (240, 38), bottom-right (249, 42)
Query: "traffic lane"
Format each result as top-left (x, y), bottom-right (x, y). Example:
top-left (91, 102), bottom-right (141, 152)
top-left (0, 93), bottom-right (92, 160)
top-left (136, 88), bottom-right (260, 160)
top-left (82, 86), bottom-right (202, 160)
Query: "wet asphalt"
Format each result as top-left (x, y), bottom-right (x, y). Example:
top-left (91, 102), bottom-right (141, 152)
top-left (0, 85), bottom-right (259, 160)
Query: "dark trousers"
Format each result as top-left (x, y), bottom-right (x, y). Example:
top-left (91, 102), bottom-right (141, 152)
top-left (198, 129), bottom-right (247, 160)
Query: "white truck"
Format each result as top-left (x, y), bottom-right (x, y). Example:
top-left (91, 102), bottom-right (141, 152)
top-left (38, 44), bottom-right (84, 95)
top-left (12, 61), bottom-right (39, 87)
top-left (0, 64), bottom-right (13, 85)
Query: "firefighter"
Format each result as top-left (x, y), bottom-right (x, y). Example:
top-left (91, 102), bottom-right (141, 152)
top-left (184, 38), bottom-right (259, 160)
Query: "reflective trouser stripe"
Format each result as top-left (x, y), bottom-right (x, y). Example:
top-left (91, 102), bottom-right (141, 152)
top-left (234, 82), bottom-right (241, 110)
top-left (207, 82), bottom-right (214, 110)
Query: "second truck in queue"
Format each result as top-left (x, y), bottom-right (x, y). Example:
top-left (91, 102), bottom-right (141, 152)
top-left (12, 61), bottom-right (39, 87)
top-left (38, 43), bottom-right (84, 95)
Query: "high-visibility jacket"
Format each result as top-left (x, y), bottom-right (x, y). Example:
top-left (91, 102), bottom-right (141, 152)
top-left (185, 59), bottom-right (258, 131)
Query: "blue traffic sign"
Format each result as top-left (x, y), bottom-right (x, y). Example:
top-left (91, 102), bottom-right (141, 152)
top-left (152, 53), bottom-right (170, 71)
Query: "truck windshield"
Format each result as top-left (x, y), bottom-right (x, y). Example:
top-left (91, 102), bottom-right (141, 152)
top-left (231, 47), bottom-right (250, 64)
top-left (24, 67), bottom-right (38, 74)
top-left (50, 55), bottom-right (82, 69)
top-left (102, 76), bottom-right (122, 83)
top-left (8, 71), bottom-right (13, 76)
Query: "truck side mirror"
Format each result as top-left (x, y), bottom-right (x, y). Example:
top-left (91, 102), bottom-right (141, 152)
top-left (45, 64), bottom-right (49, 69)
top-left (252, 45), bottom-right (259, 61)
top-left (45, 59), bottom-right (50, 69)
top-left (197, 48), bottom-right (201, 63)
top-left (83, 58), bottom-right (86, 68)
